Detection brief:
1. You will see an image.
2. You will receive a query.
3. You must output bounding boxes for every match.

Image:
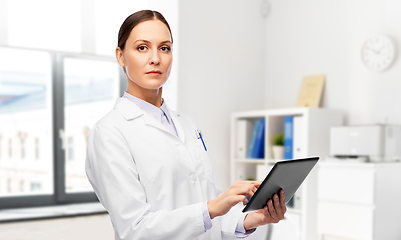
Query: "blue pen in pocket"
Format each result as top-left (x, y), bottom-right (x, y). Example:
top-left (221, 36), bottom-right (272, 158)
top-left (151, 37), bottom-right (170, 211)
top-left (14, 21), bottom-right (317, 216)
top-left (196, 130), bottom-right (207, 151)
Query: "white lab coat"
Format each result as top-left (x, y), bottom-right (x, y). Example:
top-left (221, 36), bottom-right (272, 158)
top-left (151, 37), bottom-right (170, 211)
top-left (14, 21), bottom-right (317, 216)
top-left (86, 97), bottom-right (245, 240)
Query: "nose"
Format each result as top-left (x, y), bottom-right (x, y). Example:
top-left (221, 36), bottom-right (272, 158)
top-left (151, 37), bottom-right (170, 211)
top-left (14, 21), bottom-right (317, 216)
top-left (149, 50), bottom-right (160, 65)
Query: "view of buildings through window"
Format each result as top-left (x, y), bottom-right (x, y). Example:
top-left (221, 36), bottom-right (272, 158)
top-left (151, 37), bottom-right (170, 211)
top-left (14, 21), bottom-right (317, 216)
top-left (0, 47), bottom-right (53, 196)
top-left (0, 48), bottom-right (121, 196)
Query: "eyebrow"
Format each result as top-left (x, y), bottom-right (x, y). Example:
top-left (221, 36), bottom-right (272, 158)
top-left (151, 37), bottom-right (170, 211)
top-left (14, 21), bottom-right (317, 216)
top-left (134, 39), bottom-right (172, 45)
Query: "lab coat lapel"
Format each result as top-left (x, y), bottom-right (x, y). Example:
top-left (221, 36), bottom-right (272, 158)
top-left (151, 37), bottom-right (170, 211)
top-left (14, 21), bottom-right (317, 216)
top-left (168, 108), bottom-right (186, 144)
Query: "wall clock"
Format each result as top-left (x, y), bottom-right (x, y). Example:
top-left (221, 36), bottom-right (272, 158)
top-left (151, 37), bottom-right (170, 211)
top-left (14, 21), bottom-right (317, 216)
top-left (361, 35), bottom-right (396, 72)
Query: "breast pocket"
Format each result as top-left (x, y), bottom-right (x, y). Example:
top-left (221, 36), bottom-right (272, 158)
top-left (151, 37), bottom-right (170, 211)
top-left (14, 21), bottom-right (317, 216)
top-left (191, 139), bottom-right (215, 184)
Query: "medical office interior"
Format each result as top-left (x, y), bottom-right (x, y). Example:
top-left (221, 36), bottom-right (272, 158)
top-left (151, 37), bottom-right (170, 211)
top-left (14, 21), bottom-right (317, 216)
top-left (1, 0), bottom-right (401, 239)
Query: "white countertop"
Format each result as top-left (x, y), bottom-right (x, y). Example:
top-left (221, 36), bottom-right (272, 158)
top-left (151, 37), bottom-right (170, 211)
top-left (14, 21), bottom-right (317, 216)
top-left (0, 202), bottom-right (107, 223)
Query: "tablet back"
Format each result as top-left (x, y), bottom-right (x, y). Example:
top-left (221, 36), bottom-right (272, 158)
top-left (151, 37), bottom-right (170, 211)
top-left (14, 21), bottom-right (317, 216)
top-left (243, 157), bottom-right (319, 212)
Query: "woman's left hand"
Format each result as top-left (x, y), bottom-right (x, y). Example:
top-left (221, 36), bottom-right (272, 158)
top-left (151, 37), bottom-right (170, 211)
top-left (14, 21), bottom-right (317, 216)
top-left (243, 189), bottom-right (286, 230)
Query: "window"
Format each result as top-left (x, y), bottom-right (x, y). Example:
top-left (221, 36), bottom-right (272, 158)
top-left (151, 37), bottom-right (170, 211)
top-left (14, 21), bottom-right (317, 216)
top-left (7, 178), bottom-right (12, 192)
top-left (20, 180), bottom-right (24, 192)
top-left (7, 0), bottom-right (81, 52)
top-left (20, 138), bottom-right (26, 159)
top-left (8, 139), bottom-right (12, 159)
top-left (30, 182), bottom-right (42, 192)
top-left (0, 47), bottom-right (123, 207)
top-left (67, 137), bottom-right (74, 161)
top-left (0, 0), bottom-right (179, 209)
top-left (0, 47), bottom-right (53, 198)
top-left (35, 138), bottom-right (40, 160)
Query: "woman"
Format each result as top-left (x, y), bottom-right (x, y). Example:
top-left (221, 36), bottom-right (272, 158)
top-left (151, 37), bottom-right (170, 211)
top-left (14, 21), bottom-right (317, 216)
top-left (86, 10), bottom-right (286, 240)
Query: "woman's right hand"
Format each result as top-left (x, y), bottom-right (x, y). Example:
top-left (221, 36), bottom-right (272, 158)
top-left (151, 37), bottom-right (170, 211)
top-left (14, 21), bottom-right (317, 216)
top-left (207, 180), bottom-right (261, 219)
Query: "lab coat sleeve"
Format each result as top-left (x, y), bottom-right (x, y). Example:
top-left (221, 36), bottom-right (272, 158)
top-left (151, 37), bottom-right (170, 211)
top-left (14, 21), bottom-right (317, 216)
top-left (214, 187), bottom-right (249, 239)
top-left (85, 124), bottom-right (205, 240)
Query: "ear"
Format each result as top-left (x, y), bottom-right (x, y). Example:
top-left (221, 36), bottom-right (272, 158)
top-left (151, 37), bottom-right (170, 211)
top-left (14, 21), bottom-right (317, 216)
top-left (115, 47), bottom-right (125, 67)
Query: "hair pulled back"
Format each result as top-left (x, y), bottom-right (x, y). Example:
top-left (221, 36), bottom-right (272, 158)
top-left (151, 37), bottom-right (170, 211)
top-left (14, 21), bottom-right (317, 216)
top-left (117, 10), bottom-right (173, 51)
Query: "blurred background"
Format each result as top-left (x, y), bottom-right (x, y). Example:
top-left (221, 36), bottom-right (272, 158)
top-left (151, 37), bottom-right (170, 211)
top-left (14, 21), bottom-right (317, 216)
top-left (1, 0), bottom-right (401, 239)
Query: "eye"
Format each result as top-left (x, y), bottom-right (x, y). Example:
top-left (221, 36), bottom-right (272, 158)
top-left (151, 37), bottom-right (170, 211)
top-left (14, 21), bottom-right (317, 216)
top-left (160, 46), bottom-right (171, 52)
top-left (137, 46), bottom-right (147, 51)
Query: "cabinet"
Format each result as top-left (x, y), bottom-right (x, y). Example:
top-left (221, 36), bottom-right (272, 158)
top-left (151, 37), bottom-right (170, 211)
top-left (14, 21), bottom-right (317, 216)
top-left (230, 108), bottom-right (343, 240)
top-left (317, 161), bottom-right (401, 240)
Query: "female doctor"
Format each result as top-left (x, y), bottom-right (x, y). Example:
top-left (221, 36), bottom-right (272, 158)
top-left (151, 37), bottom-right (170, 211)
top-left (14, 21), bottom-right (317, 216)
top-left (85, 10), bottom-right (286, 240)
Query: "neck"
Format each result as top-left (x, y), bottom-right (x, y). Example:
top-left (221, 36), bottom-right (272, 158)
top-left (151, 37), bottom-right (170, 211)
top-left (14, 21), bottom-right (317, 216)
top-left (126, 83), bottom-right (163, 108)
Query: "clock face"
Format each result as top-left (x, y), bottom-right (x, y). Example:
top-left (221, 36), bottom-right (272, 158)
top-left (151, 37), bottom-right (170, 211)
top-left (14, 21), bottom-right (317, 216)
top-left (361, 35), bottom-right (396, 72)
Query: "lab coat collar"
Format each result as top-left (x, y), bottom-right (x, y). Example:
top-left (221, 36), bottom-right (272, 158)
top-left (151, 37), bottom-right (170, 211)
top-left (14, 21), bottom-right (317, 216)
top-left (114, 98), bottom-right (186, 143)
top-left (114, 97), bottom-right (143, 120)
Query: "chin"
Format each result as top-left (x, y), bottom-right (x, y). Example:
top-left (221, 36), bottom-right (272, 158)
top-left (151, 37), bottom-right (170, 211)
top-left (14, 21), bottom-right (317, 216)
top-left (146, 80), bottom-right (167, 89)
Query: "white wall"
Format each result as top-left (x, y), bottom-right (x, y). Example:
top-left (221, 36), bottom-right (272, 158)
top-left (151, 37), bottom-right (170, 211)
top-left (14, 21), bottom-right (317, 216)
top-left (177, 0), bottom-right (267, 189)
top-left (263, 0), bottom-right (401, 125)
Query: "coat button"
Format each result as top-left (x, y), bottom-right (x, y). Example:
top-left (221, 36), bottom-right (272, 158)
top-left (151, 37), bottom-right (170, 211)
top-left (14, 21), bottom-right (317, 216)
top-left (190, 174), bottom-right (197, 182)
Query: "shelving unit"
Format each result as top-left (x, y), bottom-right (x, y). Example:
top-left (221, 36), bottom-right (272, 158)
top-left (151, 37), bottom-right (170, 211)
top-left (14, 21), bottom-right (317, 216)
top-left (230, 107), bottom-right (343, 240)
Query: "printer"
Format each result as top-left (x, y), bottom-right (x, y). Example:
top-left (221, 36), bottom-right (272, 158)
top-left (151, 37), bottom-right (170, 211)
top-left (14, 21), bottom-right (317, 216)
top-left (330, 125), bottom-right (401, 162)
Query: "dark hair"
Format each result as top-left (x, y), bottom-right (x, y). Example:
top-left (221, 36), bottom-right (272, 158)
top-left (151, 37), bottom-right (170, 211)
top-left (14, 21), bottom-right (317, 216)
top-left (117, 10), bottom-right (173, 51)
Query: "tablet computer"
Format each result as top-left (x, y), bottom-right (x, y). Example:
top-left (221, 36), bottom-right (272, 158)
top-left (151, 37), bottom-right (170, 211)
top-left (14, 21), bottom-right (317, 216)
top-left (242, 156), bottom-right (319, 212)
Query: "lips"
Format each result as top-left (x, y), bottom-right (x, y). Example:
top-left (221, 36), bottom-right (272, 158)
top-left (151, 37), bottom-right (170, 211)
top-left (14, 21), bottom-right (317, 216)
top-left (146, 70), bottom-right (162, 75)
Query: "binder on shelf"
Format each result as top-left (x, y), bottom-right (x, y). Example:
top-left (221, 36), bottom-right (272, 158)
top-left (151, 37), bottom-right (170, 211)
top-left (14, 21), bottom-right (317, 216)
top-left (293, 116), bottom-right (306, 158)
top-left (253, 118), bottom-right (265, 159)
top-left (284, 116), bottom-right (293, 160)
top-left (236, 120), bottom-right (253, 158)
top-left (247, 119), bottom-right (261, 158)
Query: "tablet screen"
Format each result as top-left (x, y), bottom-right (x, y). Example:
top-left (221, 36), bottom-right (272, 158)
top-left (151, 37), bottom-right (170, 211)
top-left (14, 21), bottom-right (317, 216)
top-left (242, 157), bottom-right (319, 212)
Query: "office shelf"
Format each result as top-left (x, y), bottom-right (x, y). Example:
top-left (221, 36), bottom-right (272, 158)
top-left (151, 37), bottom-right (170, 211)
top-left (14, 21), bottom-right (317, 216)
top-left (230, 107), bottom-right (343, 240)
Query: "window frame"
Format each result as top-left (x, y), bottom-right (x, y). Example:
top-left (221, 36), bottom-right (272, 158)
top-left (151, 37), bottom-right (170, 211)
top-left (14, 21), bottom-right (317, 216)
top-left (0, 46), bottom-right (126, 209)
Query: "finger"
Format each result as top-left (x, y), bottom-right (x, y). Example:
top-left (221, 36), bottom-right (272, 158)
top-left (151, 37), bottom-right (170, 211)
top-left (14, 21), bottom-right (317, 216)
top-left (250, 181), bottom-right (262, 188)
top-left (280, 190), bottom-right (287, 213)
top-left (267, 199), bottom-right (278, 222)
top-left (262, 205), bottom-right (268, 216)
top-left (237, 184), bottom-right (258, 198)
top-left (231, 195), bottom-right (247, 206)
top-left (273, 194), bottom-right (284, 219)
top-left (248, 185), bottom-right (258, 197)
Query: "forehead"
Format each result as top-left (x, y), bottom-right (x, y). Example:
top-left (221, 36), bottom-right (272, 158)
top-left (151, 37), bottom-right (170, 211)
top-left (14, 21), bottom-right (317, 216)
top-left (129, 19), bottom-right (172, 42)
